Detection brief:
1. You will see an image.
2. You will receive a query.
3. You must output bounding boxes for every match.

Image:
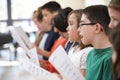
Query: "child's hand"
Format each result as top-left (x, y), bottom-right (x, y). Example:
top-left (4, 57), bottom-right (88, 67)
top-left (39, 59), bottom-right (48, 70)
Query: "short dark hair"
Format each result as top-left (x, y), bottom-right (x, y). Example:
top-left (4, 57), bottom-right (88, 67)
top-left (41, 1), bottom-right (61, 13)
top-left (37, 7), bottom-right (43, 22)
top-left (53, 7), bottom-right (73, 32)
top-left (83, 5), bottom-right (110, 35)
top-left (109, 0), bottom-right (120, 12)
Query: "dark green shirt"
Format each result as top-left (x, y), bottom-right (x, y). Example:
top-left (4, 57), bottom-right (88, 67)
top-left (86, 47), bottom-right (113, 80)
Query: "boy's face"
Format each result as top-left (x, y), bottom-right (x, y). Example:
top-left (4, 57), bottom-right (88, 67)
top-left (108, 8), bottom-right (120, 29)
top-left (37, 20), bottom-right (49, 31)
top-left (79, 14), bottom-right (95, 45)
top-left (42, 9), bottom-right (54, 26)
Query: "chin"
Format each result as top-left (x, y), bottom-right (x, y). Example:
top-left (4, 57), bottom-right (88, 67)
top-left (82, 41), bottom-right (88, 45)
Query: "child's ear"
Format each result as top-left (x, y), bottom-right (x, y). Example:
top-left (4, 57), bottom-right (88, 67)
top-left (95, 23), bottom-right (102, 33)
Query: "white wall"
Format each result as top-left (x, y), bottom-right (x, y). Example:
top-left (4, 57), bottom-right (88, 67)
top-left (35, 0), bottom-right (85, 10)
top-left (85, 0), bottom-right (111, 7)
top-left (34, 0), bottom-right (111, 10)
top-left (52, 0), bottom-right (85, 9)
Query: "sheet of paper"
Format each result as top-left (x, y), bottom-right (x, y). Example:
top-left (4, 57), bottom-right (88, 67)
top-left (18, 57), bottom-right (61, 80)
top-left (27, 47), bottom-right (39, 66)
top-left (10, 27), bottom-right (39, 66)
top-left (49, 45), bottom-right (85, 80)
top-left (10, 27), bottom-right (29, 52)
top-left (14, 26), bottom-right (32, 49)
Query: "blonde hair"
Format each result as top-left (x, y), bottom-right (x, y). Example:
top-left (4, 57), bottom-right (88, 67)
top-left (68, 9), bottom-right (83, 27)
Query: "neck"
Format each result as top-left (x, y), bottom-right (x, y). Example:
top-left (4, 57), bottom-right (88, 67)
top-left (46, 25), bottom-right (52, 31)
top-left (92, 35), bottom-right (111, 49)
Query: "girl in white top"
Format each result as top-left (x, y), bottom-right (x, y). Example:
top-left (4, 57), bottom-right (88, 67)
top-left (67, 9), bottom-right (93, 77)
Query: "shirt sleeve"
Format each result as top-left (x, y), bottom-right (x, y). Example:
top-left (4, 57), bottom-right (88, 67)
top-left (80, 52), bottom-right (89, 69)
top-left (102, 57), bottom-right (113, 80)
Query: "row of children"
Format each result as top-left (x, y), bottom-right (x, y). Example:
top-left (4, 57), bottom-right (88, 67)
top-left (29, 0), bottom-right (120, 80)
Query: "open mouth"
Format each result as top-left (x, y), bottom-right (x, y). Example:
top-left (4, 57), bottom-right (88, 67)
top-left (81, 35), bottom-right (83, 38)
top-left (79, 33), bottom-right (83, 38)
top-left (80, 34), bottom-right (84, 42)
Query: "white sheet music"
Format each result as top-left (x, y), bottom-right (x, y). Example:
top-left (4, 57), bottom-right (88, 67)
top-left (49, 45), bottom-right (85, 80)
top-left (18, 57), bottom-right (61, 80)
top-left (14, 26), bottom-right (32, 49)
top-left (10, 27), bottom-right (29, 51)
top-left (27, 47), bottom-right (39, 66)
top-left (9, 26), bottom-right (60, 80)
top-left (10, 26), bottom-right (32, 52)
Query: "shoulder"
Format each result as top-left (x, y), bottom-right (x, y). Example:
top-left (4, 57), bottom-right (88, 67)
top-left (55, 37), bottom-right (67, 45)
top-left (86, 47), bottom-right (94, 57)
top-left (81, 47), bottom-right (93, 53)
top-left (47, 27), bottom-right (60, 38)
top-left (102, 53), bottom-right (112, 65)
top-left (100, 49), bottom-right (112, 68)
top-left (80, 47), bottom-right (93, 58)
top-left (80, 47), bottom-right (93, 69)
top-left (102, 48), bottom-right (112, 62)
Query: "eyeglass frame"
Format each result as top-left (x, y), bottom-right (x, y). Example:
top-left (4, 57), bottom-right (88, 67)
top-left (79, 22), bottom-right (97, 28)
top-left (79, 22), bottom-right (103, 31)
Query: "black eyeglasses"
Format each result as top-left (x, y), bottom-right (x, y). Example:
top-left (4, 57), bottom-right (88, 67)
top-left (79, 22), bottom-right (96, 28)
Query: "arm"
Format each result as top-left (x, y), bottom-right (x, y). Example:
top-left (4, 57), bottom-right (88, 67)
top-left (80, 69), bottom-right (86, 77)
top-left (80, 51), bottom-right (89, 77)
top-left (36, 47), bottom-right (50, 58)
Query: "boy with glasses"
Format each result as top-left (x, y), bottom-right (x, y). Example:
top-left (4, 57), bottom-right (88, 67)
top-left (79, 5), bottom-right (112, 80)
